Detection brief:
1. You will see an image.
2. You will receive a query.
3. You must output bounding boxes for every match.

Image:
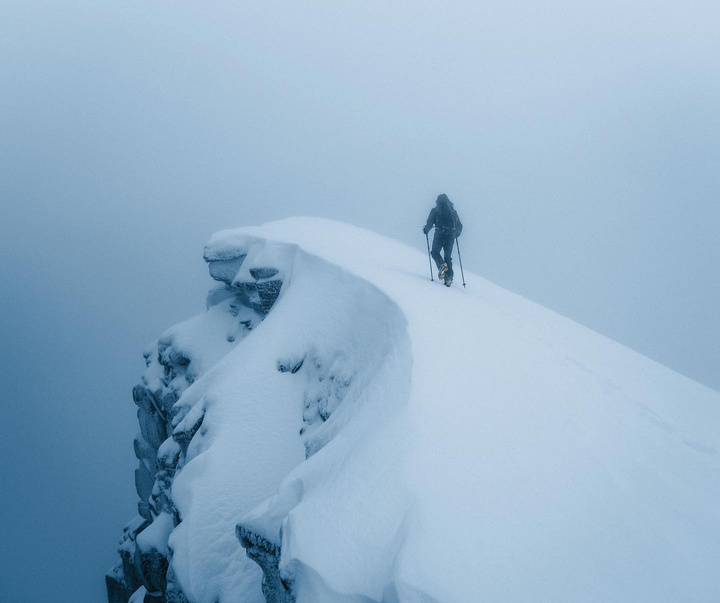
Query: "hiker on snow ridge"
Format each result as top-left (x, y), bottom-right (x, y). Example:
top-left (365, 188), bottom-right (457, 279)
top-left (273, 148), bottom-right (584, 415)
top-left (423, 193), bottom-right (463, 287)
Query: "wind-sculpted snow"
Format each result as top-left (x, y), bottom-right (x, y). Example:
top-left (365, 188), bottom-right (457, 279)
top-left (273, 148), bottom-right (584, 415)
top-left (110, 218), bottom-right (720, 603)
top-left (108, 221), bottom-right (412, 602)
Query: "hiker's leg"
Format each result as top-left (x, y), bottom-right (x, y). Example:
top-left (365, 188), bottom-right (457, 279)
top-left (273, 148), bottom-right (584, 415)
top-left (431, 233), bottom-right (444, 268)
top-left (443, 236), bottom-right (455, 279)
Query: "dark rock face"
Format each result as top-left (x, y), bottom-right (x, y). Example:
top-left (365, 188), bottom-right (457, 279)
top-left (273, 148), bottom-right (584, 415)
top-left (278, 350), bottom-right (354, 457)
top-left (107, 516), bottom-right (149, 602)
top-left (235, 279), bottom-right (284, 315)
top-left (108, 241), bottom-right (290, 603)
top-left (172, 407), bottom-right (205, 456)
top-left (250, 267), bottom-right (279, 280)
top-left (139, 549), bottom-right (170, 595)
top-left (236, 526), bottom-right (295, 603)
top-left (208, 255), bottom-right (247, 283)
top-left (106, 564), bottom-right (137, 603)
top-left (164, 566), bottom-right (191, 603)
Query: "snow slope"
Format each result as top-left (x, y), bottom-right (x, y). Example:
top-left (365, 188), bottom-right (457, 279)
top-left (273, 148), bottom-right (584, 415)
top-left (114, 218), bottom-right (720, 603)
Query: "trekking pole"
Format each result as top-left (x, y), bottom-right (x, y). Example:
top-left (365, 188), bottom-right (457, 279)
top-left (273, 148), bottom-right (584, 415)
top-left (425, 232), bottom-right (434, 281)
top-left (455, 237), bottom-right (466, 288)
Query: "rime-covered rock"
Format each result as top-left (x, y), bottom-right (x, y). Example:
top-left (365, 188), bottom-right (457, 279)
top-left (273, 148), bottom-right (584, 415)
top-left (236, 525), bottom-right (293, 603)
top-left (108, 231), bottom-right (292, 603)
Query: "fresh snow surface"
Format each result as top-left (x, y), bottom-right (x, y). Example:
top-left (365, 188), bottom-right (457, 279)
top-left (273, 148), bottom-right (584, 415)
top-left (167, 218), bottom-right (720, 603)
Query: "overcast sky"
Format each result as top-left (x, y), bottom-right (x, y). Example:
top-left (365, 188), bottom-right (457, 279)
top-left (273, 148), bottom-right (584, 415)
top-left (1, 1), bottom-right (718, 601)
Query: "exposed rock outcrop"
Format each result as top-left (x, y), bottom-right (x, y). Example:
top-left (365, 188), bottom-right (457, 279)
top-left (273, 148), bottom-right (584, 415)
top-left (107, 239), bottom-right (291, 603)
top-left (236, 525), bottom-right (294, 603)
top-left (109, 225), bottom-right (412, 603)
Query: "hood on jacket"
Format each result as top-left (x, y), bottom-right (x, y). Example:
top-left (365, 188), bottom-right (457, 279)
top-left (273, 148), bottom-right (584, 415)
top-left (436, 193), bottom-right (454, 210)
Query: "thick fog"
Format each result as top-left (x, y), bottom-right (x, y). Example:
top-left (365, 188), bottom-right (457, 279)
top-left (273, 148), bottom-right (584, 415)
top-left (1, 1), bottom-right (718, 601)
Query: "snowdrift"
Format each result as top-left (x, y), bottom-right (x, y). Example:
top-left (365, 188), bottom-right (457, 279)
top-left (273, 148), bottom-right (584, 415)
top-left (108, 218), bottom-right (720, 603)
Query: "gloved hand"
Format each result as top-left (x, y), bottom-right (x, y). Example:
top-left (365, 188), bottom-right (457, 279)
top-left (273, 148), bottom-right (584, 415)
top-left (422, 226), bottom-right (430, 234)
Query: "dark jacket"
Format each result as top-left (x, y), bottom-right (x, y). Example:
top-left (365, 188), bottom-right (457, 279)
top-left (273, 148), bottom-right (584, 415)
top-left (423, 194), bottom-right (463, 237)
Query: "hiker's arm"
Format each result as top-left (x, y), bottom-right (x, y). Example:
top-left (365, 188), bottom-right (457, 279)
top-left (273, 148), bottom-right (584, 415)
top-left (423, 209), bottom-right (436, 234)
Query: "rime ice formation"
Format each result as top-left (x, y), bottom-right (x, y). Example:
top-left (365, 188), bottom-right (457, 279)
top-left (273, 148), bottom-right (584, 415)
top-left (108, 218), bottom-right (720, 603)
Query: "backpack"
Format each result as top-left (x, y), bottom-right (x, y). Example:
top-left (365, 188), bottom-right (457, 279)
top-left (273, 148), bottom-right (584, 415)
top-left (435, 205), bottom-right (462, 237)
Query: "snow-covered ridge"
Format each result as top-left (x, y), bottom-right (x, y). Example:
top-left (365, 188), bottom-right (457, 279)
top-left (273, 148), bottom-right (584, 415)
top-left (109, 218), bottom-right (720, 603)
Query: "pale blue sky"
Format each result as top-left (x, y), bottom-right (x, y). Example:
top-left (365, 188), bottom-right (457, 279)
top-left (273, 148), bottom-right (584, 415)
top-left (1, 2), bottom-right (718, 601)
